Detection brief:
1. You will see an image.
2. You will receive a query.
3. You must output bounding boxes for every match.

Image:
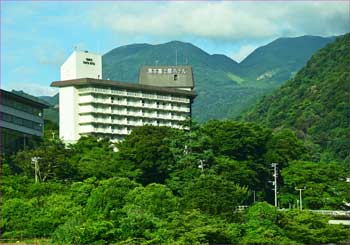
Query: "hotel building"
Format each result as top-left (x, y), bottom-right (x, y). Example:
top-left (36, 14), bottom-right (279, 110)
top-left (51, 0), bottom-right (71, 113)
top-left (51, 51), bottom-right (196, 144)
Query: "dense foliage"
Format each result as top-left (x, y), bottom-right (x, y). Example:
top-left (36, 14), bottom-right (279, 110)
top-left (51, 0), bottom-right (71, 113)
top-left (1, 121), bottom-right (349, 244)
top-left (244, 34), bottom-right (350, 163)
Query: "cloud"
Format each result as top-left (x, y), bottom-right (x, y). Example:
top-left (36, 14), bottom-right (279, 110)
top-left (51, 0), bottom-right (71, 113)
top-left (231, 45), bottom-right (258, 62)
top-left (88, 2), bottom-right (348, 42)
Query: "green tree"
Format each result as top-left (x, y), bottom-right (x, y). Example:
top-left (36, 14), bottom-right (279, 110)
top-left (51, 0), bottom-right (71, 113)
top-left (119, 184), bottom-right (178, 243)
top-left (70, 136), bottom-right (134, 180)
top-left (264, 128), bottom-right (308, 167)
top-left (240, 202), bottom-right (294, 244)
top-left (12, 137), bottom-right (75, 181)
top-left (181, 174), bottom-right (248, 219)
top-left (281, 161), bottom-right (350, 209)
top-left (2, 198), bottom-right (36, 239)
top-left (202, 120), bottom-right (271, 161)
top-left (118, 126), bottom-right (177, 185)
top-left (85, 177), bottom-right (140, 220)
top-left (279, 209), bottom-right (350, 244)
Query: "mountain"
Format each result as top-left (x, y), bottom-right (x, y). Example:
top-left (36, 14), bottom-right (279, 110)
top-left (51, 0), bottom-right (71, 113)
top-left (38, 94), bottom-right (59, 124)
top-left (39, 93), bottom-right (59, 106)
top-left (12, 90), bottom-right (50, 106)
top-left (243, 34), bottom-right (350, 162)
top-left (102, 37), bottom-right (336, 122)
top-left (103, 40), bottom-right (251, 122)
top-left (240, 35), bottom-right (336, 87)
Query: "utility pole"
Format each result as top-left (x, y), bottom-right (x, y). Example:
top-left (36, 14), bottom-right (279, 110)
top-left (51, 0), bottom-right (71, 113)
top-left (271, 163), bottom-right (278, 207)
top-left (295, 187), bottom-right (306, 210)
top-left (31, 157), bottom-right (40, 183)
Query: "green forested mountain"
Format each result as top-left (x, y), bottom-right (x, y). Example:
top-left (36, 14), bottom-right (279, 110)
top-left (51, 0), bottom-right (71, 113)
top-left (102, 36), bottom-right (335, 122)
top-left (244, 34), bottom-right (350, 162)
top-left (39, 93), bottom-right (59, 106)
top-left (240, 35), bottom-right (335, 86)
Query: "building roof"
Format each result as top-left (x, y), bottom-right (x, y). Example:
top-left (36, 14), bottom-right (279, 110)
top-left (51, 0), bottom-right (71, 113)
top-left (139, 66), bottom-right (194, 88)
top-left (0, 89), bottom-right (49, 108)
top-left (51, 78), bottom-right (197, 98)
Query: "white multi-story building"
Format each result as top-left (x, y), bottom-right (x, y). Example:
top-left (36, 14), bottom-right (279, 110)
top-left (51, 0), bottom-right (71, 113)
top-left (51, 51), bottom-right (196, 144)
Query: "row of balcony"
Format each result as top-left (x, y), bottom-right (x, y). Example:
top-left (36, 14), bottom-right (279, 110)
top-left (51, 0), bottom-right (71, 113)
top-left (79, 98), bottom-right (190, 113)
top-left (79, 109), bottom-right (188, 121)
top-left (79, 116), bottom-right (185, 125)
top-left (78, 88), bottom-right (190, 103)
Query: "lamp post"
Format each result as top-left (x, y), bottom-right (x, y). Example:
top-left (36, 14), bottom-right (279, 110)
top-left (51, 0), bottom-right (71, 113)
top-left (295, 187), bottom-right (306, 210)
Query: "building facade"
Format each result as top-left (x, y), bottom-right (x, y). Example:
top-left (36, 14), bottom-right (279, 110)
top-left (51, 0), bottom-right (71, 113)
top-left (51, 78), bottom-right (196, 143)
top-left (0, 89), bottom-right (48, 155)
top-left (52, 50), bottom-right (196, 144)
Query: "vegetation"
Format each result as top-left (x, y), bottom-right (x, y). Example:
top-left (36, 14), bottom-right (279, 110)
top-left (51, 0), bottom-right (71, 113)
top-left (244, 34), bottom-right (350, 163)
top-left (1, 34), bottom-right (348, 244)
top-left (1, 120), bottom-right (349, 244)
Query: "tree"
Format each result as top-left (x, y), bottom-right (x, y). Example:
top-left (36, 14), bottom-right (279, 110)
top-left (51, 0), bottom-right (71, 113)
top-left (119, 184), bottom-right (178, 242)
top-left (12, 137), bottom-right (75, 181)
top-left (2, 198), bottom-right (36, 239)
top-left (281, 161), bottom-right (350, 209)
top-left (117, 126), bottom-right (177, 185)
top-left (202, 120), bottom-right (271, 161)
top-left (240, 202), bottom-right (294, 244)
top-left (181, 174), bottom-right (248, 219)
top-left (85, 177), bottom-right (140, 220)
top-left (69, 136), bottom-right (134, 180)
top-left (264, 128), bottom-right (308, 167)
top-left (279, 209), bottom-right (350, 244)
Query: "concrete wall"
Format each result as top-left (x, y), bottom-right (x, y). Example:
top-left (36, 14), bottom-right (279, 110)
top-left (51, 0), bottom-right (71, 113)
top-left (59, 86), bottom-right (79, 143)
top-left (60, 51), bottom-right (102, 81)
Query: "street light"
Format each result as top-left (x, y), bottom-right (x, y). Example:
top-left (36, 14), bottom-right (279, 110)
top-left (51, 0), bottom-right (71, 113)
top-left (295, 187), bottom-right (306, 210)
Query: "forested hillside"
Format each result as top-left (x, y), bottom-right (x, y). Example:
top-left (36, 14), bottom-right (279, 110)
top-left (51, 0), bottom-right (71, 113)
top-left (2, 122), bottom-right (349, 244)
top-left (240, 35), bottom-right (335, 86)
top-left (244, 34), bottom-right (350, 162)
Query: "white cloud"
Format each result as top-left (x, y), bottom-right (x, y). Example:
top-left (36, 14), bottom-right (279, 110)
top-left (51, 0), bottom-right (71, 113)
top-left (231, 45), bottom-right (258, 62)
top-left (88, 2), bottom-right (348, 42)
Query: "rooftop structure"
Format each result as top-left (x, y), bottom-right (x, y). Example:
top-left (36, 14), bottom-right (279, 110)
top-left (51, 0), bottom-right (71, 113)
top-left (139, 66), bottom-right (194, 90)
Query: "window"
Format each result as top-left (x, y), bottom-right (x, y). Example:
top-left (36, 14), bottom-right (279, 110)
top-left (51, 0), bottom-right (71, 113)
top-left (174, 74), bottom-right (178, 81)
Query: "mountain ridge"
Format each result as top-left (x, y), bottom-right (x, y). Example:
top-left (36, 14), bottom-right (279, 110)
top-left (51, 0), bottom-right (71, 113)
top-left (243, 34), bottom-right (350, 161)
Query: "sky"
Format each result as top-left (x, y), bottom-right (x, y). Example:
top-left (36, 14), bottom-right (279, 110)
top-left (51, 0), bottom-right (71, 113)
top-left (1, 1), bottom-right (349, 96)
